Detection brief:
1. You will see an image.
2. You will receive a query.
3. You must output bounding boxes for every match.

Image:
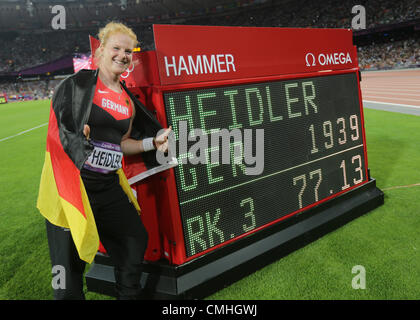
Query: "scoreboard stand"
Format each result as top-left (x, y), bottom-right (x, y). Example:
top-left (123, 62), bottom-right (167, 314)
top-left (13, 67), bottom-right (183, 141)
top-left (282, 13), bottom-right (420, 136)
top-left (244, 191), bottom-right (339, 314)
top-left (84, 25), bottom-right (385, 299)
top-left (86, 176), bottom-right (383, 299)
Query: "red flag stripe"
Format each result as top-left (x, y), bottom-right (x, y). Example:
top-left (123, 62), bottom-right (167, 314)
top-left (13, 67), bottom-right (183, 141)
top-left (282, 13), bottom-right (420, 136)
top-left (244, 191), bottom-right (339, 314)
top-left (47, 104), bottom-right (86, 219)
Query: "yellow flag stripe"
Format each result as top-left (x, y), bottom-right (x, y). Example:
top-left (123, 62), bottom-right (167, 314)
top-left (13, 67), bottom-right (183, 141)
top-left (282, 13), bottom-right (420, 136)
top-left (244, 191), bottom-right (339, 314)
top-left (37, 151), bottom-right (99, 263)
top-left (37, 151), bottom-right (69, 227)
top-left (117, 168), bottom-right (141, 213)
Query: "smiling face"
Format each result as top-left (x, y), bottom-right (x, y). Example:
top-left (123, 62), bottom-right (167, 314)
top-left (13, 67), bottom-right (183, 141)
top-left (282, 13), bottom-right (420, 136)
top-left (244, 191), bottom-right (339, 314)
top-left (98, 32), bottom-right (135, 77)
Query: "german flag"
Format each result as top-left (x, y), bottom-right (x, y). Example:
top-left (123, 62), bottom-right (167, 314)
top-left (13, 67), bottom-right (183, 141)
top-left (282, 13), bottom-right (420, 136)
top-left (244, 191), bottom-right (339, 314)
top-left (37, 102), bottom-right (99, 263)
top-left (37, 72), bottom-right (140, 264)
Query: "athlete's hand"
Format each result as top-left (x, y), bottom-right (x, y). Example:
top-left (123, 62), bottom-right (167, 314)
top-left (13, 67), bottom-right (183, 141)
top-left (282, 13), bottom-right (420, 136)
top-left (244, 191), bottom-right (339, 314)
top-left (83, 124), bottom-right (90, 140)
top-left (155, 126), bottom-right (172, 153)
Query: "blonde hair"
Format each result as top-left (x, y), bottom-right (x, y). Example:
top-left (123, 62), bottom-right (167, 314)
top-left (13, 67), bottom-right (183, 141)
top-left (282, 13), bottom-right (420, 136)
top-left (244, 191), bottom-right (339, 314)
top-left (95, 21), bottom-right (138, 62)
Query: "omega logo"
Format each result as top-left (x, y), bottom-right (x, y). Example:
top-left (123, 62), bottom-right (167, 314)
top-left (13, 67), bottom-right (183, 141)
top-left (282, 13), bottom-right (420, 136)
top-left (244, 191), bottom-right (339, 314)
top-left (305, 52), bottom-right (353, 67)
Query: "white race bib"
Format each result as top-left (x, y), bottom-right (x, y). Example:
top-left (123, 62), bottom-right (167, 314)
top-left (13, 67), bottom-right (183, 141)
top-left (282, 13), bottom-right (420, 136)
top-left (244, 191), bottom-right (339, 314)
top-left (83, 140), bottom-right (123, 174)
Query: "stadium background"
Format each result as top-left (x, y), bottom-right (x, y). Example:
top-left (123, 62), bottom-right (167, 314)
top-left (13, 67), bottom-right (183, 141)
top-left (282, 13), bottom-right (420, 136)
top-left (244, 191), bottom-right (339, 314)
top-left (0, 0), bottom-right (420, 300)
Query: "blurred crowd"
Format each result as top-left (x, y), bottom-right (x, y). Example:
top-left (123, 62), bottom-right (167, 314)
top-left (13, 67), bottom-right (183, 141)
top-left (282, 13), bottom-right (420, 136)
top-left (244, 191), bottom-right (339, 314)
top-left (0, 79), bottom-right (60, 101)
top-left (189, 0), bottom-right (419, 29)
top-left (358, 37), bottom-right (420, 70)
top-left (0, 0), bottom-right (419, 75)
top-left (0, 31), bottom-right (88, 73)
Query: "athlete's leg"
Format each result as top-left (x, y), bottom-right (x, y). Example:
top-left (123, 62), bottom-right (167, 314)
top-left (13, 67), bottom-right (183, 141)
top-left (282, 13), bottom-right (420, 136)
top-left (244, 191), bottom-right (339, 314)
top-left (86, 181), bottom-right (148, 300)
top-left (45, 219), bottom-right (86, 300)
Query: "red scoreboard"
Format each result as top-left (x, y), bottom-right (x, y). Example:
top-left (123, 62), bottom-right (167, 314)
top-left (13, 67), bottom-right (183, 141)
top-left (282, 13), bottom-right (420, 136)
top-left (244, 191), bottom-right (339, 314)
top-left (86, 25), bottom-right (384, 299)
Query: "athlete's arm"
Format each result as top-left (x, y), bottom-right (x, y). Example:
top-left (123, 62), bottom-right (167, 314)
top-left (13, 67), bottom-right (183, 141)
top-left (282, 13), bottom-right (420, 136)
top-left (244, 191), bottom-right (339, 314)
top-left (120, 99), bottom-right (171, 156)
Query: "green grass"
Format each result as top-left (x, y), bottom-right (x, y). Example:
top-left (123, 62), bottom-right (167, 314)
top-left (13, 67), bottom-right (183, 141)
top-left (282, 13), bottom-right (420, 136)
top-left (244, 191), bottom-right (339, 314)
top-left (0, 100), bottom-right (49, 138)
top-left (0, 100), bottom-right (419, 300)
top-left (208, 186), bottom-right (420, 299)
top-left (0, 101), bottom-right (50, 300)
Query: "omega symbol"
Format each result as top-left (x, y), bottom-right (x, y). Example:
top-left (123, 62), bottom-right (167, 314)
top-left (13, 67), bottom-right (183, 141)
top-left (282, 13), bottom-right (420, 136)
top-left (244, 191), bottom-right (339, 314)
top-left (305, 53), bottom-right (316, 67)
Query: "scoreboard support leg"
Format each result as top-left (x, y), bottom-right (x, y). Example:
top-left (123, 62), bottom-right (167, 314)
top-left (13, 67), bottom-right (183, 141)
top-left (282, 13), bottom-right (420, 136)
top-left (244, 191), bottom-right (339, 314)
top-left (86, 178), bottom-right (383, 299)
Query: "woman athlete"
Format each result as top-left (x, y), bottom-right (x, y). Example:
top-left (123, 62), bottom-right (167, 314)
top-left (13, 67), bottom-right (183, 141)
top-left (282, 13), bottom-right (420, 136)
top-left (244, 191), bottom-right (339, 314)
top-left (42, 22), bottom-right (170, 300)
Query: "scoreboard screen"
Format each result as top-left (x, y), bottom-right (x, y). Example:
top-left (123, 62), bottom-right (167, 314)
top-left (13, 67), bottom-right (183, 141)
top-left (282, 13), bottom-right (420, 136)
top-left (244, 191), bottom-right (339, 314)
top-left (164, 72), bottom-right (367, 258)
